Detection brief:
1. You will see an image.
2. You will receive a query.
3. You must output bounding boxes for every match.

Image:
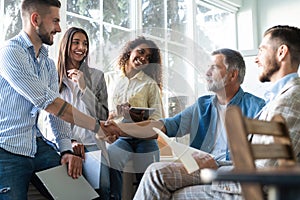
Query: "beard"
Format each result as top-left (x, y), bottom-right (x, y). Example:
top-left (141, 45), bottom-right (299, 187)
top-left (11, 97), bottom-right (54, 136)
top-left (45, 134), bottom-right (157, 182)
top-left (259, 58), bottom-right (280, 82)
top-left (206, 74), bottom-right (227, 92)
top-left (36, 22), bottom-right (53, 45)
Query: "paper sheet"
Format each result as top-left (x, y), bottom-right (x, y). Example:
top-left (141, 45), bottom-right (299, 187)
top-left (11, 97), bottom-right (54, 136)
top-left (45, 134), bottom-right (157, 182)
top-left (153, 127), bottom-right (210, 174)
top-left (83, 150), bottom-right (102, 189)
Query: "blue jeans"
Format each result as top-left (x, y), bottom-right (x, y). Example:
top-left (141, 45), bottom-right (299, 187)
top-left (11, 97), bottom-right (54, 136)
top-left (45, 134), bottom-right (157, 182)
top-left (85, 145), bottom-right (110, 200)
top-left (0, 137), bottom-right (60, 200)
top-left (108, 138), bottom-right (159, 200)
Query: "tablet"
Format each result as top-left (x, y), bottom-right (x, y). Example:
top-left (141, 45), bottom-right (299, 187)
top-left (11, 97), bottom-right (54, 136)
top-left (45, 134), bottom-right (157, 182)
top-left (129, 107), bottom-right (155, 120)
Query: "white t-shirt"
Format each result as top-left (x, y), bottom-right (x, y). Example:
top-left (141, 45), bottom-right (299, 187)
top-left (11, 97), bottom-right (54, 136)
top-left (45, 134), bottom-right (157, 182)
top-left (210, 102), bottom-right (228, 161)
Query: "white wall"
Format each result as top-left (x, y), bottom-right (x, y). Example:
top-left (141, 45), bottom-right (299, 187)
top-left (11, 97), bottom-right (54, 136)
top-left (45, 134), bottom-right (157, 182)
top-left (257, 0), bottom-right (300, 42)
top-left (241, 56), bottom-right (271, 99)
top-left (238, 0), bottom-right (300, 100)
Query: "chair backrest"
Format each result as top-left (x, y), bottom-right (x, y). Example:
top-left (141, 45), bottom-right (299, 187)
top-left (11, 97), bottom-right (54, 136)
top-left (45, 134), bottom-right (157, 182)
top-left (225, 106), bottom-right (296, 200)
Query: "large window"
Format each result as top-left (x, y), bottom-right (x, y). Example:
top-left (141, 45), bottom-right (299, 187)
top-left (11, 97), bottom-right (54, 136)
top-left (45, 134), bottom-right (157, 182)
top-left (0, 0), bottom-right (238, 116)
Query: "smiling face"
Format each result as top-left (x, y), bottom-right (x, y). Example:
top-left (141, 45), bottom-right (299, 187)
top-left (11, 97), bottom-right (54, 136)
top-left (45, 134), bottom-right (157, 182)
top-left (35, 6), bottom-right (61, 45)
top-left (205, 54), bottom-right (229, 92)
top-left (255, 34), bottom-right (280, 82)
top-left (127, 43), bottom-right (152, 71)
top-left (68, 32), bottom-right (88, 69)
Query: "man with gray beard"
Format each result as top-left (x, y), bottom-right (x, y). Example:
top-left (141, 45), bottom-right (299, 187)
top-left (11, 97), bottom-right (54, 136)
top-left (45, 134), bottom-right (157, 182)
top-left (101, 48), bottom-right (265, 200)
top-left (130, 25), bottom-right (300, 200)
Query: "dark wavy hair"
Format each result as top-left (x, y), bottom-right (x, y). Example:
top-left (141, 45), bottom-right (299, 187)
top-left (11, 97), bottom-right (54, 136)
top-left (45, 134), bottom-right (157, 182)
top-left (56, 27), bottom-right (89, 92)
top-left (118, 36), bottom-right (163, 91)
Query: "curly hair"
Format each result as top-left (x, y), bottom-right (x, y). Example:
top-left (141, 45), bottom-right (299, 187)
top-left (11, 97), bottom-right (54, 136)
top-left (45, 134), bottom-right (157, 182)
top-left (118, 36), bottom-right (163, 91)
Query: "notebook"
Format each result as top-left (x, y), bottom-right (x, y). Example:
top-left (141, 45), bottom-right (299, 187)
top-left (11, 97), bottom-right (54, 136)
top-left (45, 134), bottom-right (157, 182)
top-left (153, 127), bottom-right (211, 174)
top-left (36, 165), bottom-right (99, 200)
top-left (83, 150), bottom-right (102, 189)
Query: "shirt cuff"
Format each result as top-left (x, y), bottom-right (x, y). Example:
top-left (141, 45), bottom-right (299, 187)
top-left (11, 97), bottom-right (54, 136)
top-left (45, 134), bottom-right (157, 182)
top-left (57, 138), bottom-right (73, 153)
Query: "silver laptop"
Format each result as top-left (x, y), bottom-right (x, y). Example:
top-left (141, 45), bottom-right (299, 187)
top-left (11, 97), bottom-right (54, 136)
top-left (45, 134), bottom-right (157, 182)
top-left (36, 165), bottom-right (99, 200)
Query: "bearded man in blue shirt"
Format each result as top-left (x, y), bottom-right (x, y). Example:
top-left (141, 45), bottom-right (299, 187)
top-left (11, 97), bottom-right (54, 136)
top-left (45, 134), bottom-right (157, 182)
top-left (100, 48), bottom-right (265, 200)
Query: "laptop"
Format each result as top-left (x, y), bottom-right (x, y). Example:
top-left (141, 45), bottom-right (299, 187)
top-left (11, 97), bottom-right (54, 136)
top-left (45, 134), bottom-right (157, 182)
top-left (36, 165), bottom-right (99, 200)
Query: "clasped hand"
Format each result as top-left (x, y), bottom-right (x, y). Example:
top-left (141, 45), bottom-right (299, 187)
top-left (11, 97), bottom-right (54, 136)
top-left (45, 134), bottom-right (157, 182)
top-left (96, 119), bottom-right (122, 143)
top-left (67, 69), bottom-right (86, 91)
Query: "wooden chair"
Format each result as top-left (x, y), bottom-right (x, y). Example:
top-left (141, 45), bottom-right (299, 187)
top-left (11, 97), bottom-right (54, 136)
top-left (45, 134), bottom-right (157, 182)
top-left (224, 106), bottom-right (296, 200)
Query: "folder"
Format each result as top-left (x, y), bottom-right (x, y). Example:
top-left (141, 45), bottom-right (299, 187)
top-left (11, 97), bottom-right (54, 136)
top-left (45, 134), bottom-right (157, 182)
top-left (36, 165), bottom-right (99, 200)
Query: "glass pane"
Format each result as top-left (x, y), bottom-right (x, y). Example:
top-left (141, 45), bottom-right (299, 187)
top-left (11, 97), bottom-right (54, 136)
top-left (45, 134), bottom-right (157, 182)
top-left (196, 2), bottom-right (236, 52)
top-left (167, 0), bottom-right (188, 42)
top-left (3, 0), bottom-right (22, 40)
top-left (103, 0), bottom-right (131, 28)
top-left (66, 16), bottom-right (101, 68)
top-left (166, 43), bottom-right (206, 102)
top-left (67, 0), bottom-right (100, 18)
top-left (102, 25), bottom-right (132, 72)
top-left (142, 0), bottom-right (165, 37)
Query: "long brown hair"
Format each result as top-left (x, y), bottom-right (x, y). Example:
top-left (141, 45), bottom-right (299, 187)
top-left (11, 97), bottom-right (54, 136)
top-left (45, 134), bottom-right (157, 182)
top-left (118, 36), bottom-right (163, 91)
top-left (56, 27), bottom-right (89, 92)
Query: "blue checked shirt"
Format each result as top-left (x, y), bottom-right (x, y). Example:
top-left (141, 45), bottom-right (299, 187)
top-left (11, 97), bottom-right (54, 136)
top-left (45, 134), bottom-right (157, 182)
top-left (0, 31), bottom-right (72, 157)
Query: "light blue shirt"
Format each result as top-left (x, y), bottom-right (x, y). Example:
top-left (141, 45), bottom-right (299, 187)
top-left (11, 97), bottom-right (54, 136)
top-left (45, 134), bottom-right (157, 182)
top-left (0, 31), bottom-right (72, 157)
top-left (264, 73), bottom-right (299, 103)
top-left (161, 87), bottom-right (265, 161)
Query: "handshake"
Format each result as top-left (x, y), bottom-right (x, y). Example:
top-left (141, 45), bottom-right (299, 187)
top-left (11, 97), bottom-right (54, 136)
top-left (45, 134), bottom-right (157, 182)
top-left (95, 102), bottom-right (159, 143)
top-left (95, 119), bottom-right (122, 144)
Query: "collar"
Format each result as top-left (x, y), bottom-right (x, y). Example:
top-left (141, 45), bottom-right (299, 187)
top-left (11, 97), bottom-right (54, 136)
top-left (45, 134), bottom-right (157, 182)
top-left (212, 87), bottom-right (244, 106)
top-left (121, 70), bottom-right (145, 81)
top-left (264, 73), bottom-right (298, 103)
top-left (19, 30), bottom-right (49, 58)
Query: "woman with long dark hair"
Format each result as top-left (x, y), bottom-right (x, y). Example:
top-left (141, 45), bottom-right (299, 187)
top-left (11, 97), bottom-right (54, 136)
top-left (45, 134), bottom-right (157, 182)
top-left (57, 27), bottom-right (110, 199)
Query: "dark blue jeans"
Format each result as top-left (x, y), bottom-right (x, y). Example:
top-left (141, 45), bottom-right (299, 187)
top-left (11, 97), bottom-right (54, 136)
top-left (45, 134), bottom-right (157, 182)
top-left (107, 138), bottom-right (160, 200)
top-left (0, 137), bottom-right (60, 200)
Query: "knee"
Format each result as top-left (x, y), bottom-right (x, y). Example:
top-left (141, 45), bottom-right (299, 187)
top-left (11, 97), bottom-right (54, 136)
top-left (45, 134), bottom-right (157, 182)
top-left (144, 162), bottom-right (166, 173)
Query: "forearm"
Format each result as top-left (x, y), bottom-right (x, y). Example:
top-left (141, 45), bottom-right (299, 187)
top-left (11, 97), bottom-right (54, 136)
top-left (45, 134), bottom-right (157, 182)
top-left (45, 98), bottom-right (97, 132)
top-left (118, 120), bottom-right (165, 139)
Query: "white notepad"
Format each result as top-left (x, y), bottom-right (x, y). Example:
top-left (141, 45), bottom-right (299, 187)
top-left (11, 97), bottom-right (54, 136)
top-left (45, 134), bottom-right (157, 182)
top-left (83, 150), bottom-right (102, 189)
top-left (153, 127), bottom-right (211, 174)
top-left (36, 165), bottom-right (99, 200)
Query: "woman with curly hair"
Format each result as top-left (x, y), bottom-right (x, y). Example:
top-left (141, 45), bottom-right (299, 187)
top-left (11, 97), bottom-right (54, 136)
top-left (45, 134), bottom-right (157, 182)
top-left (108, 36), bottom-right (164, 199)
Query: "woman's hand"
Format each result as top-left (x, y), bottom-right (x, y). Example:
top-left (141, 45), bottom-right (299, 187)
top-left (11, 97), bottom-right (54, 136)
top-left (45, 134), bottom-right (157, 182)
top-left (117, 102), bottom-right (131, 119)
top-left (67, 69), bottom-right (86, 92)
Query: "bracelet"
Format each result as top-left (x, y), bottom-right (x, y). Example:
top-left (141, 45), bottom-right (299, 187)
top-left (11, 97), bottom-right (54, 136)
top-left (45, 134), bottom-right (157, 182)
top-left (93, 118), bottom-right (101, 133)
top-left (60, 150), bottom-right (74, 158)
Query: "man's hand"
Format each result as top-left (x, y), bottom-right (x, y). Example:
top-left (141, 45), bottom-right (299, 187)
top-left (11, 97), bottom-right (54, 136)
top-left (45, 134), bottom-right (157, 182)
top-left (102, 120), bottom-right (122, 137)
top-left (61, 153), bottom-right (83, 179)
top-left (103, 135), bottom-right (118, 144)
top-left (72, 141), bottom-right (85, 160)
top-left (192, 153), bottom-right (218, 170)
